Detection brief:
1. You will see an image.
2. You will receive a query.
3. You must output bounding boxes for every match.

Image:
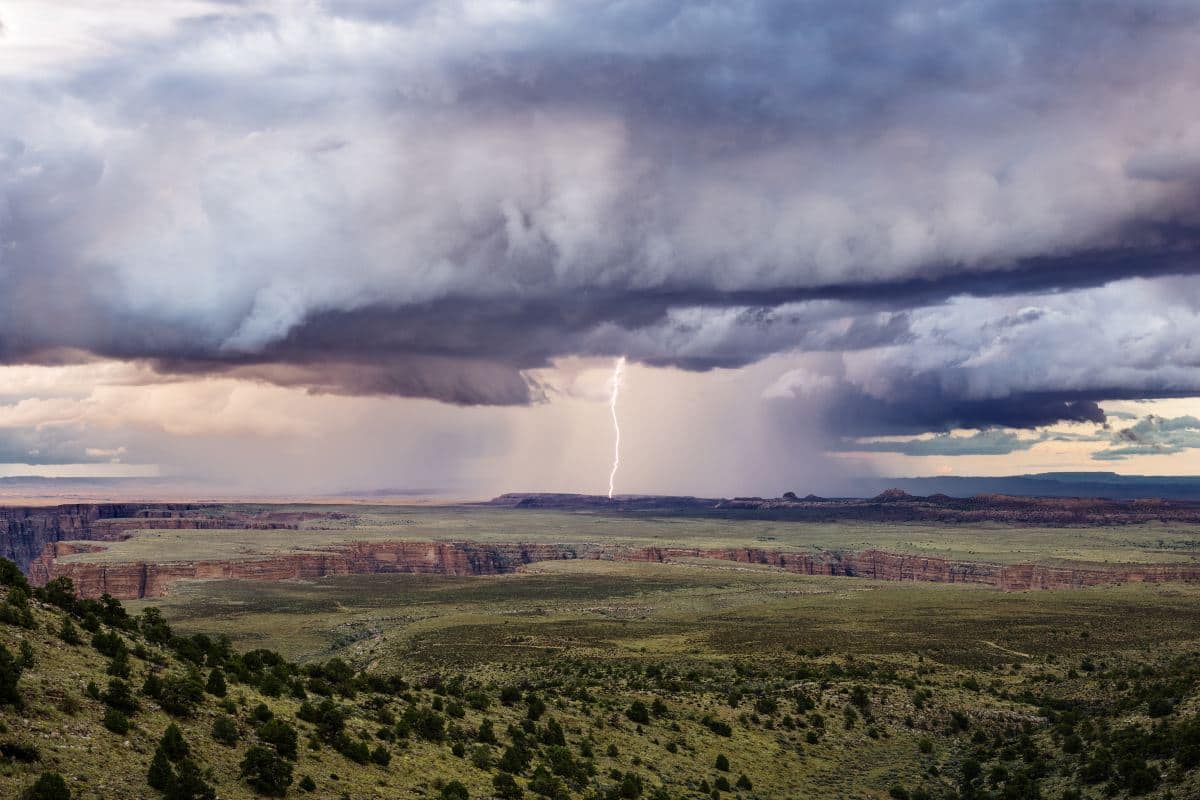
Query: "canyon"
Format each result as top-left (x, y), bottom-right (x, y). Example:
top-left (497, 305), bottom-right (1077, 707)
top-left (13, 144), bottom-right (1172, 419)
top-left (27, 538), bottom-right (1200, 600)
top-left (8, 499), bottom-right (1200, 600)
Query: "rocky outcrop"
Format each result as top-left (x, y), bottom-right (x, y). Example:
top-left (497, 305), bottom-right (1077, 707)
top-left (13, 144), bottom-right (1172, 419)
top-left (0, 504), bottom-right (198, 575)
top-left (642, 546), bottom-right (1200, 590)
top-left (36, 541), bottom-right (584, 599)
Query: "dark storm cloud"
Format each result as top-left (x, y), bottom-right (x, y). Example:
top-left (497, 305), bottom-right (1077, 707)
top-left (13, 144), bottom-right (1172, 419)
top-left (821, 386), bottom-right (1107, 437)
top-left (5, 0), bottom-right (1200, 423)
top-left (836, 429), bottom-right (1046, 457)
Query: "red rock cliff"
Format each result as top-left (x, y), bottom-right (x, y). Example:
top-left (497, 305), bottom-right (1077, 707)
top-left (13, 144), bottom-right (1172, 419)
top-left (32, 539), bottom-right (1200, 599)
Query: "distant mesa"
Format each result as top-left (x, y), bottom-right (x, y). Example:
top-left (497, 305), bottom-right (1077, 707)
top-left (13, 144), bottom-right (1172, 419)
top-left (871, 488), bottom-right (913, 503)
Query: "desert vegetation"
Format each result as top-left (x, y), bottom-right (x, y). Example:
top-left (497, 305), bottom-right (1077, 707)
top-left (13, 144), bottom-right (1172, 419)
top-left (1, 543), bottom-right (1200, 798)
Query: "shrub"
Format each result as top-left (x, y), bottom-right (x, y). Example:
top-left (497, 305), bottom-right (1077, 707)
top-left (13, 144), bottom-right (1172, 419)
top-left (526, 694), bottom-right (546, 721)
top-left (297, 775), bottom-right (316, 792)
top-left (157, 674), bottom-right (204, 717)
top-left (619, 771), bottom-right (644, 799)
top-left (240, 745), bottom-right (294, 797)
top-left (493, 772), bottom-right (523, 800)
top-left (626, 701), bottom-right (650, 725)
top-left (714, 754), bottom-right (729, 771)
top-left (21, 772), bottom-right (71, 800)
top-left (41, 577), bottom-right (77, 612)
top-left (58, 619), bottom-right (82, 646)
top-left (205, 669), bottom-right (227, 698)
top-left (147, 748), bottom-right (174, 793)
top-left (160, 723), bottom-right (190, 761)
top-left (212, 715), bottom-right (240, 746)
top-left (102, 679), bottom-right (139, 715)
top-left (0, 559), bottom-right (29, 591)
top-left (173, 759), bottom-right (217, 800)
top-left (91, 631), bottom-right (125, 659)
top-left (258, 718), bottom-right (298, 760)
top-left (441, 780), bottom-right (469, 800)
top-left (528, 766), bottom-right (563, 798)
top-left (0, 644), bottom-right (23, 706)
top-left (251, 702), bottom-right (274, 724)
top-left (102, 708), bottom-right (131, 735)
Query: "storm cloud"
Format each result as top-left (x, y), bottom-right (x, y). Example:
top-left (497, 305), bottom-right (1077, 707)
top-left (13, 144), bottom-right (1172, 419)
top-left (4, 0), bottom-right (1200, 431)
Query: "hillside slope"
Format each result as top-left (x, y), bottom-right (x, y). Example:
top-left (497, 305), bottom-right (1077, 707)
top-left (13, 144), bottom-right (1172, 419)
top-left (1, 558), bottom-right (1199, 799)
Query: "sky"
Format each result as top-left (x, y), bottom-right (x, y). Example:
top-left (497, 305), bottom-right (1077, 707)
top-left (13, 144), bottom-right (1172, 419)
top-left (3, 0), bottom-right (1200, 497)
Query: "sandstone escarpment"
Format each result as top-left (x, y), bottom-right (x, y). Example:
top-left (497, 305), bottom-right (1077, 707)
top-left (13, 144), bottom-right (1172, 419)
top-left (38, 541), bottom-right (584, 599)
top-left (32, 538), bottom-right (1200, 599)
top-left (0, 504), bottom-right (203, 575)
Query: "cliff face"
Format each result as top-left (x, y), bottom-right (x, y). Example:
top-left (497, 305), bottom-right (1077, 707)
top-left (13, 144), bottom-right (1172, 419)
top-left (32, 538), bottom-right (1200, 600)
top-left (0, 504), bottom-right (192, 575)
top-left (648, 547), bottom-right (1200, 590)
top-left (36, 541), bottom-right (584, 599)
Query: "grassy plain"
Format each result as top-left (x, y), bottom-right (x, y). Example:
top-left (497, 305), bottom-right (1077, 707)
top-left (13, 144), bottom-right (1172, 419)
top-left (119, 558), bottom-right (1200, 799)
top-left (61, 505), bottom-right (1200, 567)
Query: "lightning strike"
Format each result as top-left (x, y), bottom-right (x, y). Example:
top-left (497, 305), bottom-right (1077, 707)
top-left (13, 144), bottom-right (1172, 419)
top-left (607, 356), bottom-right (627, 500)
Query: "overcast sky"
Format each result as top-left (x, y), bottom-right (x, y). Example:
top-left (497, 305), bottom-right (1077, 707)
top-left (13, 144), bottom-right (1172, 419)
top-left (3, 0), bottom-right (1200, 497)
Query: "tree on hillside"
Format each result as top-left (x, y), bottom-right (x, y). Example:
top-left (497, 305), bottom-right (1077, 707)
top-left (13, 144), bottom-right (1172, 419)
top-left (160, 723), bottom-right (190, 761)
top-left (240, 745), bottom-right (294, 797)
top-left (21, 772), bottom-right (71, 800)
top-left (0, 643), bottom-right (24, 706)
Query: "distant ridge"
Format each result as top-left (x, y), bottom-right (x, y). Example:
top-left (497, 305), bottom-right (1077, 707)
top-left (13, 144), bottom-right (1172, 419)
top-left (851, 472), bottom-right (1200, 501)
top-left (484, 489), bottom-right (1200, 525)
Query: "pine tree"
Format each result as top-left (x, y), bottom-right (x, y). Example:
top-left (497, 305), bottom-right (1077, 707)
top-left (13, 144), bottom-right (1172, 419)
top-left (160, 723), bottom-right (190, 762)
top-left (169, 758), bottom-right (215, 800)
top-left (205, 669), bottom-right (227, 698)
top-left (58, 618), bottom-right (82, 646)
top-left (22, 771), bottom-right (71, 800)
top-left (147, 747), bottom-right (176, 794)
top-left (0, 643), bottom-right (23, 706)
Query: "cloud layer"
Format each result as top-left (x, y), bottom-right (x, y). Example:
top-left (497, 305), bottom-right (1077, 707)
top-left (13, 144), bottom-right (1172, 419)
top-left (3, 0), bottom-right (1200, 434)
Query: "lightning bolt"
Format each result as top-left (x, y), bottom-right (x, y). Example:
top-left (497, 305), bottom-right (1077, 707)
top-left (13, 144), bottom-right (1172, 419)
top-left (607, 356), bottom-right (626, 500)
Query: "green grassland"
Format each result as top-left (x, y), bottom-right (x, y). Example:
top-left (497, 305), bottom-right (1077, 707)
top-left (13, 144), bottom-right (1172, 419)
top-left (58, 505), bottom-right (1200, 568)
top-left (118, 557), bottom-right (1200, 800)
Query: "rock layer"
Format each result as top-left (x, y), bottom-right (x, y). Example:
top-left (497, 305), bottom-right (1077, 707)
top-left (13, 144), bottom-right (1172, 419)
top-left (30, 540), bottom-right (1200, 599)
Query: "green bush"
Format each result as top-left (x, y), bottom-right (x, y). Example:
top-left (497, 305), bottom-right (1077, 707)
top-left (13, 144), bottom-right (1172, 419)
top-left (160, 723), bottom-right (190, 761)
top-left (240, 745), bottom-right (294, 797)
top-left (21, 772), bottom-right (71, 800)
top-left (258, 718), bottom-right (298, 760)
top-left (212, 714), bottom-right (240, 746)
top-left (0, 643), bottom-right (23, 706)
top-left (492, 772), bottom-right (523, 800)
top-left (157, 674), bottom-right (204, 717)
top-left (58, 619), bottom-right (82, 646)
top-left (626, 700), bottom-right (650, 725)
top-left (102, 708), bottom-right (131, 734)
top-left (205, 669), bottom-right (227, 698)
